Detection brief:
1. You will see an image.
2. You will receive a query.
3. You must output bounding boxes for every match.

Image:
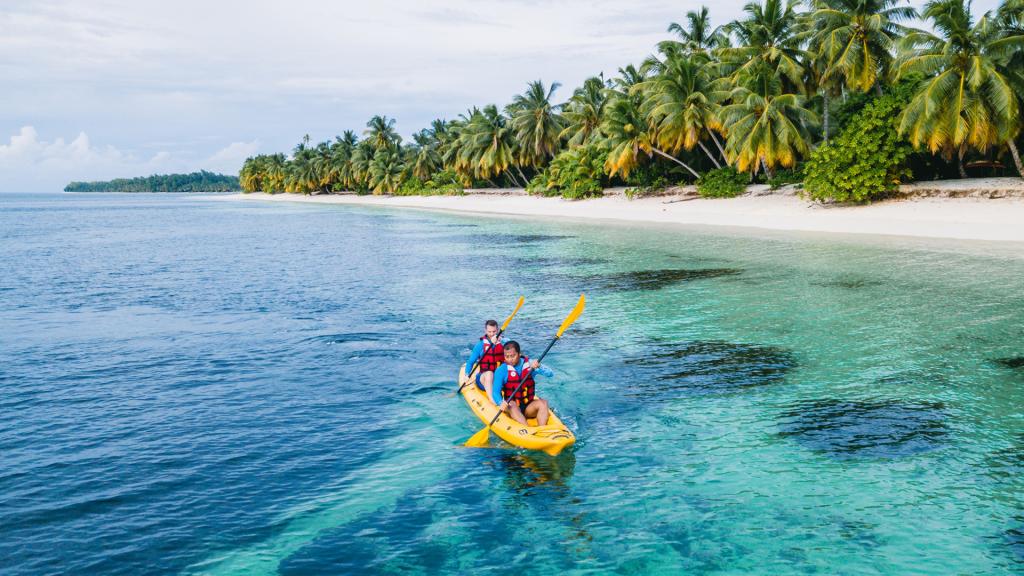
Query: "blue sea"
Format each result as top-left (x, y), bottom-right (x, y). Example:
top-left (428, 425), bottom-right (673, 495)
top-left (2, 192), bottom-right (1023, 574)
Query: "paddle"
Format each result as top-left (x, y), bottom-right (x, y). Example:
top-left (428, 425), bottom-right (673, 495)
top-left (450, 296), bottom-right (525, 398)
top-left (465, 294), bottom-right (585, 448)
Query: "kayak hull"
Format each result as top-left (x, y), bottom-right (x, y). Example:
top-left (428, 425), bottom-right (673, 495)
top-left (459, 366), bottom-right (575, 456)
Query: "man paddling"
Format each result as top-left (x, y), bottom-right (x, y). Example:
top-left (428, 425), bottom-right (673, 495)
top-left (486, 340), bottom-right (553, 427)
top-left (465, 319), bottom-right (504, 394)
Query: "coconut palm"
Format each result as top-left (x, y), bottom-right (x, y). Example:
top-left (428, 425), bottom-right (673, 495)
top-left (364, 115), bottom-right (401, 151)
top-left (368, 145), bottom-right (407, 193)
top-left (638, 48), bottom-right (728, 168)
top-left (664, 7), bottom-right (728, 54)
top-left (602, 91), bottom-right (703, 179)
top-left (722, 0), bottom-right (809, 92)
top-left (560, 76), bottom-right (610, 147)
top-left (455, 105), bottom-right (520, 184)
top-left (720, 84), bottom-right (818, 175)
top-left (896, 0), bottom-right (1024, 177)
top-left (809, 0), bottom-right (916, 94)
top-left (409, 129), bottom-right (441, 180)
top-left (508, 80), bottom-right (565, 169)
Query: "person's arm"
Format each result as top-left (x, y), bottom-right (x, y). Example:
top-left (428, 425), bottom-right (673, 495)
top-left (528, 359), bottom-right (554, 378)
top-left (465, 340), bottom-right (483, 375)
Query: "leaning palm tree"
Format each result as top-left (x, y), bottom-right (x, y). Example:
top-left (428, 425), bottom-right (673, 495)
top-left (602, 91), bottom-right (702, 179)
top-left (508, 80), bottom-right (565, 170)
top-left (720, 84), bottom-right (818, 175)
top-left (409, 130), bottom-right (441, 180)
top-left (637, 48), bottom-right (728, 168)
top-left (560, 76), bottom-right (610, 147)
top-left (368, 145), bottom-right (407, 194)
top-left (896, 0), bottom-right (1024, 177)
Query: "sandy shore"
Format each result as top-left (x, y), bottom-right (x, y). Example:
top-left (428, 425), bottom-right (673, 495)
top-left (218, 179), bottom-right (1024, 243)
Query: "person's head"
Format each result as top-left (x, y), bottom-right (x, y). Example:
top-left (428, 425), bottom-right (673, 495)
top-left (484, 319), bottom-right (499, 339)
top-left (503, 340), bottom-right (521, 365)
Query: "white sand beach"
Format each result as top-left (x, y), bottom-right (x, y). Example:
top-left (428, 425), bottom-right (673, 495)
top-left (220, 178), bottom-right (1024, 243)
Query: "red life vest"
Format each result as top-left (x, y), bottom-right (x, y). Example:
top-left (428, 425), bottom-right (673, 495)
top-left (502, 356), bottom-right (535, 405)
top-left (479, 336), bottom-right (504, 372)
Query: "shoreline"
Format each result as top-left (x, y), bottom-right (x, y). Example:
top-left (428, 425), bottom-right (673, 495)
top-left (215, 180), bottom-right (1024, 243)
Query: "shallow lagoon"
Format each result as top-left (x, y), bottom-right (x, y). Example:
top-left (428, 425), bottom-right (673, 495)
top-left (1, 193), bottom-right (1023, 574)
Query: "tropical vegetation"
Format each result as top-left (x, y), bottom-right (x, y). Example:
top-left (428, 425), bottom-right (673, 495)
top-left (65, 171), bottom-right (239, 193)
top-left (240, 0), bottom-right (1024, 202)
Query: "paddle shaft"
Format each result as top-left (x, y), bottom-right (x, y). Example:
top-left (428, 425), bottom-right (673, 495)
top-left (486, 336), bottom-right (559, 428)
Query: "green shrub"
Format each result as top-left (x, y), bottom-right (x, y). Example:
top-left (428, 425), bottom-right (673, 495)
top-left (394, 169), bottom-right (464, 196)
top-left (697, 167), bottom-right (748, 198)
top-left (768, 166), bottom-right (803, 190)
top-left (803, 93), bottom-right (913, 203)
top-left (528, 144), bottom-right (606, 200)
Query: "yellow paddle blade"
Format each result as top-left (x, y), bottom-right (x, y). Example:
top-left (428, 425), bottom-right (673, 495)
top-left (556, 294), bottom-right (586, 338)
top-left (501, 296), bottom-right (525, 331)
top-left (464, 426), bottom-right (491, 447)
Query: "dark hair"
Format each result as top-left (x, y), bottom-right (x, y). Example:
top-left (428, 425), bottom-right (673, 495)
top-left (504, 340), bottom-right (521, 354)
top-left (484, 319), bottom-right (498, 328)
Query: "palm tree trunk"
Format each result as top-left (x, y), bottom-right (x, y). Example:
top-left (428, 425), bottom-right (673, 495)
top-left (957, 147), bottom-right (967, 179)
top-left (761, 158), bottom-right (773, 179)
top-left (1008, 139), bottom-right (1024, 179)
top-left (698, 141), bottom-right (722, 169)
top-left (709, 131), bottom-right (727, 162)
top-left (651, 147), bottom-right (700, 179)
top-left (822, 94), bottom-right (830, 145)
top-left (515, 166), bottom-right (530, 187)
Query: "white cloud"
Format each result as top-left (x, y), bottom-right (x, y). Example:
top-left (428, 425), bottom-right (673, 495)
top-left (202, 140), bottom-right (260, 174)
top-left (0, 126), bottom-right (242, 192)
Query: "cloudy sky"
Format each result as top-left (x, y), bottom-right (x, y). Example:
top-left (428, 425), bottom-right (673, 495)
top-left (0, 0), bottom-right (1004, 192)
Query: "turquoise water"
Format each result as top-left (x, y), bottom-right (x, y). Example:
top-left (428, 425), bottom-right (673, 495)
top-left (2, 193), bottom-right (1023, 574)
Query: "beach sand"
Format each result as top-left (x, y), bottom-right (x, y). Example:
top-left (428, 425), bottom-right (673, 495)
top-left (218, 178), bottom-right (1024, 243)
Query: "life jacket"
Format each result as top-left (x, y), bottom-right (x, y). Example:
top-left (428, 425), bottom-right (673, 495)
top-left (479, 336), bottom-right (504, 372)
top-left (501, 356), bottom-right (535, 404)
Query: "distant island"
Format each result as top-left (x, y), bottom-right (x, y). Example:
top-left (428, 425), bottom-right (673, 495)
top-left (65, 171), bottom-right (240, 193)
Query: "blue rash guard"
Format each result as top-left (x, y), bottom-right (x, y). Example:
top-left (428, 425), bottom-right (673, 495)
top-left (485, 358), bottom-right (553, 405)
top-left (464, 339), bottom-right (488, 376)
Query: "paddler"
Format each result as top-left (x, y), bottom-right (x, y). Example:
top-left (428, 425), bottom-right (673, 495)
top-left (466, 319), bottom-right (504, 394)
top-left (488, 340), bottom-right (553, 426)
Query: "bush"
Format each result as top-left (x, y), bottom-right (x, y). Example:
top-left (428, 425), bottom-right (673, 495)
top-left (394, 169), bottom-right (464, 196)
top-left (768, 166), bottom-right (803, 190)
top-left (803, 93), bottom-right (913, 203)
top-left (527, 144), bottom-right (606, 200)
top-left (697, 167), bottom-right (748, 198)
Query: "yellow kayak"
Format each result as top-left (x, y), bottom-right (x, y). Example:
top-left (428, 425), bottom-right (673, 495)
top-left (459, 366), bottom-right (575, 456)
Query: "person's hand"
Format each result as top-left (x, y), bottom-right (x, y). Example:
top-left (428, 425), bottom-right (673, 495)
top-left (530, 359), bottom-right (540, 370)
top-left (498, 401), bottom-right (508, 412)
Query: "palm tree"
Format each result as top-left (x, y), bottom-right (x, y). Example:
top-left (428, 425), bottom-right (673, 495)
top-left (364, 115), bottom-right (401, 151)
top-left (602, 90), bottom-right (703, 179)
top-left (409, 129), bottom-right (441, 180)
top-left (664, 7), bottom-right (728, 54)
top-left (455, 105), bottom-right (521, 184)
top-left (508, 80), bottom-right (565, 170)
top-left (809, 0), bottom-right (916, 94)
top-left (722, 0), bottom-right (809, 93)
top-left (560, 76), bottom-right (610, 147)
top-left (720, 84), bottom-right (818, 175)
top-left (638, 47), bottom-right (728, 168)
top-left (368, 146), bottom-right (406, 193)
top-left (896, 0), bottom-right (1024, 177)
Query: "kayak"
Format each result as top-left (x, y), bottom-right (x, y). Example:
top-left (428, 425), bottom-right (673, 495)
top-left (459, 365), bottom-right (575, 456)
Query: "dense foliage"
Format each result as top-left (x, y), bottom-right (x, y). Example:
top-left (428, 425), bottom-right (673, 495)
top-left (240, 0), bottom-right (1024, 200)
top-left (65, 171), bottom-right (239, 193)
top-left (697, 167), bottom-right (749, 198)
top-left (803, 93), bottom-right (914, 202)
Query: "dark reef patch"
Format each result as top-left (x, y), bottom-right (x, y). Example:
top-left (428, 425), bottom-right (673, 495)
top-left (992, 357), bottom-right (1024, 370)
top-left (778, 398), bottom-right (947, 459)
top-left (450, 233), bottom-right (575, 245)
top-left (578, 268), bottom-right (742, 291)
top-left (623, 341), bottom-right (796, 397)
top-left (1006, 518), bottom-right (1024, 564)
top-left (813, 275), bottom-right (885, 290)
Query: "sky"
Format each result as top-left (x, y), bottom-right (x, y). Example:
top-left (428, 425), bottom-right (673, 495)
top-left (0, 0), bottom-right (1005, 192)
